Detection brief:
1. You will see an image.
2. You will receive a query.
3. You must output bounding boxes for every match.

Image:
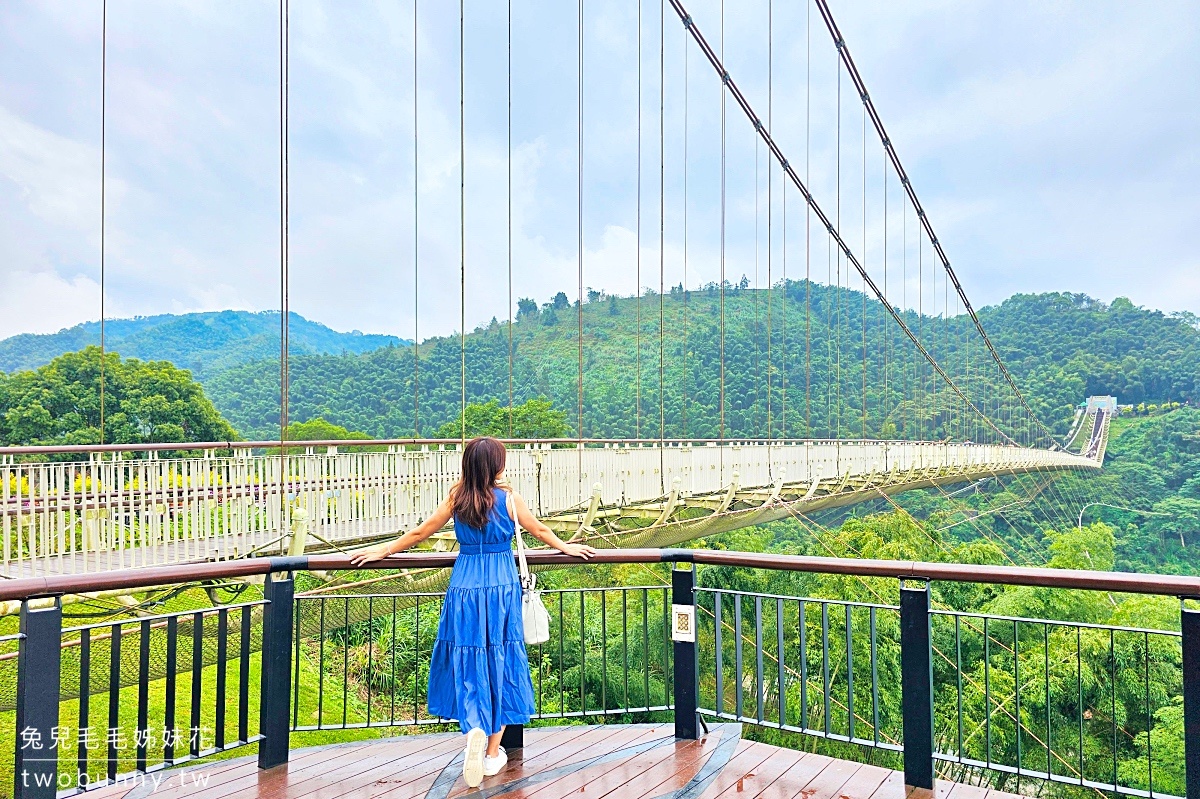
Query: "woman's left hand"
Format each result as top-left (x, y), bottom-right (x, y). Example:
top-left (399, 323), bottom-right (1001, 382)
top-left (350, 542), bottom-right (393, 566)
top-left (560, 543), bottom-right (597, 559)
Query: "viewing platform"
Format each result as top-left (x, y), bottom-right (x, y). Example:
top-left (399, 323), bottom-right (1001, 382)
top-left (3, 549), bottom-right (1197, 799)
top-left (79, 724), bottom-right (1017, 799)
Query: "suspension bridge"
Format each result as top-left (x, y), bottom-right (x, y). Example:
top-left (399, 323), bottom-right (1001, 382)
top-left (1, 0), bottom-right (1112, 581)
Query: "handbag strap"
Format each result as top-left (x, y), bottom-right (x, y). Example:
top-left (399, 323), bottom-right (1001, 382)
top-left (509, 493), bottom-right (535, 590)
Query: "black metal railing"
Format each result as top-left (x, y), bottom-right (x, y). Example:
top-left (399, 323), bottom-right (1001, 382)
top-left (7, 600), bottom-right (265, 797)
top-left (931, 608), bottom-right (1183, 798)
top-left (696, 588), bottom-right (903, 752)
top-left (3, 549), bottom-right (1200, 799)
top-left (290, 586), bottom-right (673, 731)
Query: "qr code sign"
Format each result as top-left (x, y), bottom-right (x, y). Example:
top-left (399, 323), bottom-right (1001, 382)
top-left (671, 604), bottom-right (696, 642)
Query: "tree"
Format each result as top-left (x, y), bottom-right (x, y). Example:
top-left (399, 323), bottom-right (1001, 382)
top-left (0, 346), bottom-right (237, 447)
top-left (608, 296), bottom-right (620, 316)
top-left (433, 398), bottom-right (568, 440)
top-left (285, 418), bottom-right (370, 441)
top-left (552, 292), bottom-right (569, 310)
top-left (517, 297), bottom-right (538, 319)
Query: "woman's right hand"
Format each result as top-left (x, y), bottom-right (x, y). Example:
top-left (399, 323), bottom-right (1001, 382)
top-left (350, 542), bottom-right (393, 566)
top-left (560, 543), bottom-right (597, 559)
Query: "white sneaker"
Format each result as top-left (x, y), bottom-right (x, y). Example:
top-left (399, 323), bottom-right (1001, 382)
top-left (463, 728), bottom-right (486, 788)
top-left (483, 747), bottom-right (507, 777)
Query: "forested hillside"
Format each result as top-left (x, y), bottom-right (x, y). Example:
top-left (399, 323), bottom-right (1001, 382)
top-left (0, 310), bottom-right (406, 379)
top-left (203, 287), bottom-right (1199, 441)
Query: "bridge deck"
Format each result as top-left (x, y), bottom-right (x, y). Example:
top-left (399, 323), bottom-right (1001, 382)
top-left (84, 724), bottom-right (1019, 799)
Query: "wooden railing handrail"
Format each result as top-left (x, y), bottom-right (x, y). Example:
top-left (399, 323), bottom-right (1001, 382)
top-left (0, 548), bottom-right (1196, 602)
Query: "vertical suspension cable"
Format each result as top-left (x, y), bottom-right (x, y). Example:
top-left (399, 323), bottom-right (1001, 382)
top-left (882, 147), bottom-right (888, 437)
top-left (804, 0), bottom-right (811, 437)
top-left (861, 103), bottom-right (867, 440)
top-left (826, 231), bottom-right (832, 436)
top-left (754, 134), bottom-right (761, 435)
top-left (412, 0), bottom-right (420, 437)
top-left (783, 170), bottom-right (788, 439)
top-left (100, 0), bottom-right (107, 445)
top-left (280, 0), bottom-right (290, 526)
top-left (682, 25), bottom-right (688, 439)
top-left (658, 0), bottom-right (665, 445)
top-left (835, 51), bottom-right (841, 439)
top-left (459, 0), bottom-right (466, 443)
top-left (635, 0), bottom-right (642, 440)
top-left (280, 0), bottom-right (290, 446)
top-left (718, 0), bottom-right (726, 443)
top-left (507, 0), bottom-right (513, 437)
top-left (945, 250), bottom-right (950, 439)
top-left (918, 224), bottom-right (924, 440)
top-left (901, 196), bottom-right (907, 439)
top-left (577, 0), bottom-right (584, 442)
top-left (766, 0), bottom-right (773, 441)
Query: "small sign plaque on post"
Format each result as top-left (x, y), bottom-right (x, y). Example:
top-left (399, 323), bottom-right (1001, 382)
top-left (671, 603), bottom-right (695, 643)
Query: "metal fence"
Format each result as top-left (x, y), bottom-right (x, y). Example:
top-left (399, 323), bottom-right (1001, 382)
top-left (290, 586), bottom-right (674, 731)
top-left (2, 549), bottom-right (1198, 799)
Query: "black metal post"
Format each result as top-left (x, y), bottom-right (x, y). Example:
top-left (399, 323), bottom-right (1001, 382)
top-left (672, 565), bottom-right (699, 740)
top-left (900, 581), bottom-right (935, 797)
top-left (1182, 602), bottom-right (1200, 799)
top-left (259, 571), bottom-right (295, 770)
top-left (15, 599), bottom-right (62, 799)
top-left (501, 724), bottom-right (524, 751)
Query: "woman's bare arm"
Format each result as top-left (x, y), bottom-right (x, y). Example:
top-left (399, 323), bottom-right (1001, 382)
top-left (512, 491), bottom-right (596, 559)
top-left (350, 495), bottom-right (454, 564)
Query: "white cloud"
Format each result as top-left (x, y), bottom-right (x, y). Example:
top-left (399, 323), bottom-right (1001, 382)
top-left (0, 270), bottom-right (105, 338)
top-left (0, 104), bottom-right (101, 235)
top-left (0, 0), bottom-right (1198, 349)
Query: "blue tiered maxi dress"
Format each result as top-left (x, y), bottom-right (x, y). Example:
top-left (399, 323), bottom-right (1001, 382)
top-left (427, 487), bottom-right (536, 735)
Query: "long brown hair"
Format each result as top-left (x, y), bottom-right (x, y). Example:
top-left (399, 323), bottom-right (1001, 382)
top-left (451, 436), bottom-right (507, 530)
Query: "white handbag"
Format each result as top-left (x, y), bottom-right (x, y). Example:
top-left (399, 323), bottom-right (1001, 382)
top-left (514, 524), bottom-right (552, 645)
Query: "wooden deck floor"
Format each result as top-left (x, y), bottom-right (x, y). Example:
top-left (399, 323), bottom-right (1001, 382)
top-left (87, 724), bottom-right (1022, 799)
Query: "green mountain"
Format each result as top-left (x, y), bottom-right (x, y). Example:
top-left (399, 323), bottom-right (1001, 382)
top-left (0, 310), bottom-right (407, 380)
top-left (202, 287), bottom-right (1200, 441)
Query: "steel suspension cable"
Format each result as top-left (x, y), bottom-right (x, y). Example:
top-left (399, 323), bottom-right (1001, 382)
top-left (918, 227), bottom-right (924, 438)
top-left (825, 234), bottom-right (832, 435)
top-left (636, 0), bottom-right (642, 440)
top-left (810, 0), bottom-right (1055, 447)
top-left (682, 26), bottom-right (688, 438)
top-left (413, 0), bottom-right (420, 437)
top-left (754, 135), bottom-right (762, 434)
top-left (861, 103), bottom-right (867, 440)
top-left (803, 0), bottom-right (811, 437)
top-left (100, 0), bottom-right (107, 446)
top-left (507, 0), bottom-right (513, 437)
top-left (458, 0), bottom-right (466, 443)
top-left (718, 0), bottom-right (726, 444)
top-left (765, 0), bottom-right (772, 440)
top-left (835, 53), bottom-right (842, 438)
top-left (902, 197), bottom-right (907, 438)
top-left (668, 0), bottom-right (1017, 444)
top-left (781, 175), bottom-right (788, 438)
top-left (278, 0), bottom-right (291, 537)
top-left (577, 0), bottom-right (584, 442)
top-left (280, 0), bottom-right (290, 456)
top-left (882, 148), bottom-right (889, 434)
top-left (659, 0), bottom-right (665, 446)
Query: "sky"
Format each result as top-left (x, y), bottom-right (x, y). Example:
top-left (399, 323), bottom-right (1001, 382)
top-left (0, 0), bottom-right (1197, 342)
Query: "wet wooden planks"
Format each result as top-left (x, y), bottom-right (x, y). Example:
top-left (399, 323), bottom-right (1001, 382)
top-left (80, 723), bottom-right (1028, 799)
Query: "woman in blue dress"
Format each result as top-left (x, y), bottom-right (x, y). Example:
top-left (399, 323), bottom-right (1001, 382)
top-left (351, 437), bottom-right (595, 787)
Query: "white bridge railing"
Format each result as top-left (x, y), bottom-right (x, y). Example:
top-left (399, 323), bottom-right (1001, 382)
top-left (1, 440), bottom-right (1098, 576)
